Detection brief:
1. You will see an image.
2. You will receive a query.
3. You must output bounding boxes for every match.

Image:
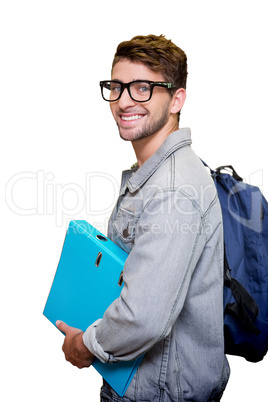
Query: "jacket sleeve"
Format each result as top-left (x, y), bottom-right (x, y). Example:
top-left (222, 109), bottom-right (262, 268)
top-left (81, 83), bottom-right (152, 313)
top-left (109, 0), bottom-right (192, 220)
top-left (83, 190), bottom-right (207, 363)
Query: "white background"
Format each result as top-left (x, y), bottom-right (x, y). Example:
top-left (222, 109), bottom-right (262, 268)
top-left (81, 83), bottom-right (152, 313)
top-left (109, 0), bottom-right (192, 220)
top-left (1, 1), bottom-right (267, 401)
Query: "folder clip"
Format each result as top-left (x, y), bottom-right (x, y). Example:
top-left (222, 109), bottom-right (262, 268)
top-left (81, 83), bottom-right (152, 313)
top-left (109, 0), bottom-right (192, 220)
top-left (118, 271), bottom-right (124, 287)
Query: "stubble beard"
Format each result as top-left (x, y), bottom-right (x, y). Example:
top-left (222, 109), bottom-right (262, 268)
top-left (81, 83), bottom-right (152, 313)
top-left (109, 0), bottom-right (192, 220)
top-left (118, 100), bottom-right (171, 142)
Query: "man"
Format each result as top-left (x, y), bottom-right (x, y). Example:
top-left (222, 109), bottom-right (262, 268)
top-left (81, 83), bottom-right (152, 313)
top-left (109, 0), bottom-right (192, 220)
top-left (56, 34), bottom-right (230, 401)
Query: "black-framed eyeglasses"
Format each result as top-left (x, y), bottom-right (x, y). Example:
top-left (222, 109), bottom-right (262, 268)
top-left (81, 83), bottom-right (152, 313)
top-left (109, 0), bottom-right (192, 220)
top-left (99, 80), bottom-right (176, 103)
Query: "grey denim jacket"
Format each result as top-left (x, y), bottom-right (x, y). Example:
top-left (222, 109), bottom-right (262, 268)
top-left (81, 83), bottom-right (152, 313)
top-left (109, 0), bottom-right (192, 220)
top-left (83, 128), bottom-right (230, 402)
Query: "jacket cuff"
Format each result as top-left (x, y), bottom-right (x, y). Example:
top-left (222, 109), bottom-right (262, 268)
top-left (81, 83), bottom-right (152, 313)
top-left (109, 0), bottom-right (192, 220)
top-left (82, 319), bottom-right (112, 364)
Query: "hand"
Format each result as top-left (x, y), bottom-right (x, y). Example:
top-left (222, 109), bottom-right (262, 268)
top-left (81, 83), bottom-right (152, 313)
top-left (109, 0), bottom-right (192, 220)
top-left (56, 320), bottom-right (95, 369)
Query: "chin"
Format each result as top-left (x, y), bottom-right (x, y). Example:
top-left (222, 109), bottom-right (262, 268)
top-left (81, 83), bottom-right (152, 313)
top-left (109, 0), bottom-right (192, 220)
top-left (117, 126), bottom-right (136, 142)
top-left (117, 128), bottom-right (132, 141)
top-left (119, 134), bottom-right (132, 142)
top-left (119, 126), bottom-right (154, 142)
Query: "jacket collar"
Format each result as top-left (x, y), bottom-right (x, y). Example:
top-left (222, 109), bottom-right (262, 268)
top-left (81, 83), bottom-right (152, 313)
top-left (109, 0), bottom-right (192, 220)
top-left (120, 128), bottom-right (192, 195)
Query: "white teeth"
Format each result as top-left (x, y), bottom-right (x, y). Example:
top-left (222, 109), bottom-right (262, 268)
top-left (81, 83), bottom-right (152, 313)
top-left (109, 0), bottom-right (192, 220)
top-left (121, 115), bottom-right (143, 121)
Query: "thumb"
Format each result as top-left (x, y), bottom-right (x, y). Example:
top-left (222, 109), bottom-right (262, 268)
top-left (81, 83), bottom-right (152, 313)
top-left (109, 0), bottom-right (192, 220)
top-left (56, 320), bottom-right (69, 334)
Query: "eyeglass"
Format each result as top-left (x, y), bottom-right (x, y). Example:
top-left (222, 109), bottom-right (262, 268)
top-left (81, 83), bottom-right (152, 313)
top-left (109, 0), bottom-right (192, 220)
top-left (100, 80), bottom-right (176, 103)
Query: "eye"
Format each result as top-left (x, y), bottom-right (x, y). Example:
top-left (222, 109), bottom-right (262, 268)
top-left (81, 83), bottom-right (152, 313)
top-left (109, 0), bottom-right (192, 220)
top-left (110, 82), bottom-right (122, 93)
top-left (136, 83), bottom-right (151, 93)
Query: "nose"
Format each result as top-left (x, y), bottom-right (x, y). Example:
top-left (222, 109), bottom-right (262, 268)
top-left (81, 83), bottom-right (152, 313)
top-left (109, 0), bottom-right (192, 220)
top-left (117, 87), bottom-right (136, 109)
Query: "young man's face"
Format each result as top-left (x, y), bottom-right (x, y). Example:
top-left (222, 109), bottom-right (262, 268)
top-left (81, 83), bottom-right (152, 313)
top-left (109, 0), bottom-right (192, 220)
top-left (110, 59), bottom-right (177, 142)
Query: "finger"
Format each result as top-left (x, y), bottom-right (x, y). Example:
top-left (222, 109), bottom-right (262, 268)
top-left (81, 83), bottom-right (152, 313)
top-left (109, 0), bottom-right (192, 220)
top-left (56, 320), bottom-right (69, 334)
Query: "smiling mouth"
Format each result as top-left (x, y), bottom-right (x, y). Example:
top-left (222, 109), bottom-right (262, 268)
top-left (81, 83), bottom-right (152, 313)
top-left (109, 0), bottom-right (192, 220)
top-left (120, 114), bottom-right (145, 121)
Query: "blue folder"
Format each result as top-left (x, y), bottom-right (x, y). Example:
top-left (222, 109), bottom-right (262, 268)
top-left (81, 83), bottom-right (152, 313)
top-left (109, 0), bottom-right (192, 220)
top-left (43, 220), bottom-right (143, 397)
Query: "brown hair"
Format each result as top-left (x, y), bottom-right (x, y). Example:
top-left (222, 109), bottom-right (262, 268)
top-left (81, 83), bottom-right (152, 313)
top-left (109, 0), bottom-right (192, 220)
top-left (112, 34), bottom-right (188, 90)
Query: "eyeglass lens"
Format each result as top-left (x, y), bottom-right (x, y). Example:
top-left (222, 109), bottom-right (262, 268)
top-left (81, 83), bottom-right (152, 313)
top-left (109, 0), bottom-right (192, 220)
top-left (102, 81), bottom-right (152, 102)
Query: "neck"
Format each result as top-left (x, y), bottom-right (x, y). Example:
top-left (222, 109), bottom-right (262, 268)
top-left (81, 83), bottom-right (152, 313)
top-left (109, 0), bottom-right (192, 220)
top-left (132, 121), bottom-right (179, 167)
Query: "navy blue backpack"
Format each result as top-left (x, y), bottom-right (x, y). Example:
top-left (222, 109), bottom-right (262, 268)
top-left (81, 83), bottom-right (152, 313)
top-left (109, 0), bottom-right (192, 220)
top-left (206, 164), bottom-right (268, 362)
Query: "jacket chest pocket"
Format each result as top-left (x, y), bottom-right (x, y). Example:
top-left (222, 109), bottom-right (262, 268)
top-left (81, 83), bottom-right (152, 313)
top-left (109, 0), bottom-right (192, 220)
top-left (112, 207), bottom-right (139, 252)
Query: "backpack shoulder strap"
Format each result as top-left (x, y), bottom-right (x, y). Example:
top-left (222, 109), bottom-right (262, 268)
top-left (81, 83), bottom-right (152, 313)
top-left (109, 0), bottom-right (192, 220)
top-left (224, 252), bottom-right (260, 335)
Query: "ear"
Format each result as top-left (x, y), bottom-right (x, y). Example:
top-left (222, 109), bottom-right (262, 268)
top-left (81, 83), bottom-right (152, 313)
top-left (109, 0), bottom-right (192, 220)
top-left (170, 88), bottom-right (186, 114)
